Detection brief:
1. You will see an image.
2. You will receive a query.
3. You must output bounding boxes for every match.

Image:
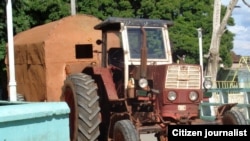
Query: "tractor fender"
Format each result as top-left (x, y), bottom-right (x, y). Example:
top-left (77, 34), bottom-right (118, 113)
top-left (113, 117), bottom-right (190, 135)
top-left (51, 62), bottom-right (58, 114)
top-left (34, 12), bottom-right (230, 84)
top-left (91, 67), bottom-right (119, 101)
top-left (216, 103), bottom-right (238, 117)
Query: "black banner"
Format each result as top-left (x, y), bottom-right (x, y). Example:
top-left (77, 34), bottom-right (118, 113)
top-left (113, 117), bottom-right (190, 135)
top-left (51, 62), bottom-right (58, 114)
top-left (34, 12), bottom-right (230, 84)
top-left (168, 125), bottom-right (249, 140)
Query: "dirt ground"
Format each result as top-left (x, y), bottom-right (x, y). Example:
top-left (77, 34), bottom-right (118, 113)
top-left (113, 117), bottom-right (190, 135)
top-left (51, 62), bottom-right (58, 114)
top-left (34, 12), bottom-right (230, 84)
top-left (140, 133), bottom-right (157, 141)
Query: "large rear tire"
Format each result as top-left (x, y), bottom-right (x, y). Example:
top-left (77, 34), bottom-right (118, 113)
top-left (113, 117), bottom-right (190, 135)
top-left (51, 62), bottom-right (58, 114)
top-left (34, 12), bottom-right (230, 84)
top-left (222, 109), bottom-right (248, 125)
top-left (61, 73), bottom-right (101, 141)
top-left (113, 120), bottom-right (140, 141)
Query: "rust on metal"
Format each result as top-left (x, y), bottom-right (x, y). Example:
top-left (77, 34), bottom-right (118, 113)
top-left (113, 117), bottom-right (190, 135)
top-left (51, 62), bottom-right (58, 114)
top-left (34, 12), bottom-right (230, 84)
top-left (140, 27), bottom-right (147, 78)
top-left (93, 67), bottom-right (119, 100)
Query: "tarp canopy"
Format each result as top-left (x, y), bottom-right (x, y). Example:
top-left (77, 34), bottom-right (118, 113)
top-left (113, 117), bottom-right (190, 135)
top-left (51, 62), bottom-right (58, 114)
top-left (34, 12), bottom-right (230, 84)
top-left (5, 14), bottom-right (102, 101)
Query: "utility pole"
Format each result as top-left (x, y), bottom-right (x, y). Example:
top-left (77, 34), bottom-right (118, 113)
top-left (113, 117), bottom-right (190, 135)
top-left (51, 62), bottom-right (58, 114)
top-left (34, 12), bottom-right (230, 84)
top-left (197, 28), bottom-right (203, 73)
top-left (71, 0), bottom-right (76, 15)
top-left (6, 0), bottom-right (17, 101)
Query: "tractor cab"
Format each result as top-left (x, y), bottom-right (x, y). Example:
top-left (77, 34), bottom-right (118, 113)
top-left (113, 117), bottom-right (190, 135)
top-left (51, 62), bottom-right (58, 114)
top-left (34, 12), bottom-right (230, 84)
top-left (94, 17), bottom-right (174, 65)
top-left (94, 17), bottom-right (174, 98)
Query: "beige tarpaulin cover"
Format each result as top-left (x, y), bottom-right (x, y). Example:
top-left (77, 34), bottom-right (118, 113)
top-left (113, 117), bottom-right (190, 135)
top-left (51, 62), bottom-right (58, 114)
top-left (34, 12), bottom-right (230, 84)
top-left (5, 14), bottom-right (102, 101)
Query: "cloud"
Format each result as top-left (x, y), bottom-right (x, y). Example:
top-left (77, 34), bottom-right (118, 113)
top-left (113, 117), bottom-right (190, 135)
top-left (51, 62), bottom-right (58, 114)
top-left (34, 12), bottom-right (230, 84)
top-left (233, 40), bottom-right (250, 55)
top-left (222, 0), bottom-right (250, 56)
top-left (227, 25), bottom-right (248, 33)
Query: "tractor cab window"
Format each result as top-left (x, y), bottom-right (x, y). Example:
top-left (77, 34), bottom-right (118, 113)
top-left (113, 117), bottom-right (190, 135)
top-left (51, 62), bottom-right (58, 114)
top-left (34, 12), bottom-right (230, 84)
top-left (127, 27), bottom-right (166, 59)
top-left (108, 48), bottom-right (124, 69)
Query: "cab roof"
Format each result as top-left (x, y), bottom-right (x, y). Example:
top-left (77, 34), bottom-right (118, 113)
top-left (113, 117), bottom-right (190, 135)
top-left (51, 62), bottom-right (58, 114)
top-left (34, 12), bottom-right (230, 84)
top-left (94, 17), bottom-right (173, 31)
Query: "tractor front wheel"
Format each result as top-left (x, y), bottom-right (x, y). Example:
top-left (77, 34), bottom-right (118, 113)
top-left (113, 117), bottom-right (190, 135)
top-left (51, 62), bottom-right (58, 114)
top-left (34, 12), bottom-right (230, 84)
top-left (113, 120), bottom-right (140, 141)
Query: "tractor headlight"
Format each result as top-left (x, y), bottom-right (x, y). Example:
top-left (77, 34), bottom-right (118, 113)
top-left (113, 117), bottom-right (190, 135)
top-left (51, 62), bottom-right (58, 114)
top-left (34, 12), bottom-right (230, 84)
top-left (203, 80), bottom-right (212, 89)
top-left (167, 91), bottom-right (177, 101)
top-left (189, 91), bottom-right (198, 101)
top-left (138, 78), bottom-right (148, 88)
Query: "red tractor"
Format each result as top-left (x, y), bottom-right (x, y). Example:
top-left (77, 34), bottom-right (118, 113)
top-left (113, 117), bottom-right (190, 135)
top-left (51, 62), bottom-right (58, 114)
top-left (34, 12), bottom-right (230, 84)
top-left (61, 17), bottom-right (247, 141)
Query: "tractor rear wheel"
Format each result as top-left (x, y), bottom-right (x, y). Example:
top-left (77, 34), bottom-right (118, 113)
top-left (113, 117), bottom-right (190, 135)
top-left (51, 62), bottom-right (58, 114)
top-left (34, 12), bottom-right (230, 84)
top-left (222, 109), bottom-right (248, 125)
top-left (113, 120), bottom-right (139, 141)
top-left (61, 73), bottom-right (101, 141)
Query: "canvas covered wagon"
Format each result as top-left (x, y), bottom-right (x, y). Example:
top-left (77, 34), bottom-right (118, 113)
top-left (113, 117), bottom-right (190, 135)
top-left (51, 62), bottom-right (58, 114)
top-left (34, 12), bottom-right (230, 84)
top-left (5, 14), bottom-right (102, 101)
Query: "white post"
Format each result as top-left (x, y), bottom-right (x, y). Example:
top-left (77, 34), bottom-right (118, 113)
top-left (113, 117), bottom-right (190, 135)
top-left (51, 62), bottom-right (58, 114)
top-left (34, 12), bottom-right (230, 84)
top-left (71, 0), bottom-right (76, 15)
top-left (197, 28), bottom-right (203, 73)
top-left (6, 0), bottom-right (17, 101)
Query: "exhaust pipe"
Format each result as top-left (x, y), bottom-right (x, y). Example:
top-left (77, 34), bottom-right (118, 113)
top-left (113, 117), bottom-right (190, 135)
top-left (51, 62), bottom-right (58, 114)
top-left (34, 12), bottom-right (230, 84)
top-left (140, 27), bottom-right (147, 78)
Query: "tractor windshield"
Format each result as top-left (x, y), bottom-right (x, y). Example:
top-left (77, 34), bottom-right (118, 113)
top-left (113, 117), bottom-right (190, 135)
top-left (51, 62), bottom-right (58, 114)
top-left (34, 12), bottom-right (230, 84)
top-left (127, 27), bottom-right (166, 59)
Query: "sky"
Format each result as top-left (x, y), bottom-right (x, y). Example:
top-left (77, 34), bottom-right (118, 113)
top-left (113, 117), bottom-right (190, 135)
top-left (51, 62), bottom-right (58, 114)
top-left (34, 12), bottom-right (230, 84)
top-left (222, 0), bottom-right (250, 56)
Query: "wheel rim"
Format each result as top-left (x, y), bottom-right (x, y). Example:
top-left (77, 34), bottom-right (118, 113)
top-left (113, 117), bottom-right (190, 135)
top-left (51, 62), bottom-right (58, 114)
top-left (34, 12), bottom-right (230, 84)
top-left (222, 110), bottom-right (247, 125)
top-left (223, 115), bottom-right (236, 124)
top-left (63, 86), bottom-right (78, 141)
top-left (114, 130), bottom-right (125, 141)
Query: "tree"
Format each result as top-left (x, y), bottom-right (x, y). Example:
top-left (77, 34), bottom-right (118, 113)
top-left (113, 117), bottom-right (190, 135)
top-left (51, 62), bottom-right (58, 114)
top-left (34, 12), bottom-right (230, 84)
top-left (0, 0), bottom-right (71, 98)
top-left (76, 0), bottom-right (135, 19)
top-left (0, 0), bottom-right (71, 58)
top-left (77, 0), bottom-right (235, 66)
top-left (12, 0), bottom-right (70, 33)
top-left (0, 0), bottom-right (71, 60)
top-left (205, 0), bottom-right (239, 86)
top-left (0, 0), bottom-right (236, 89)
top-left (0, 2), bottom-right (7, 60)
top-left (1, 0), bottom-right (235, 65)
